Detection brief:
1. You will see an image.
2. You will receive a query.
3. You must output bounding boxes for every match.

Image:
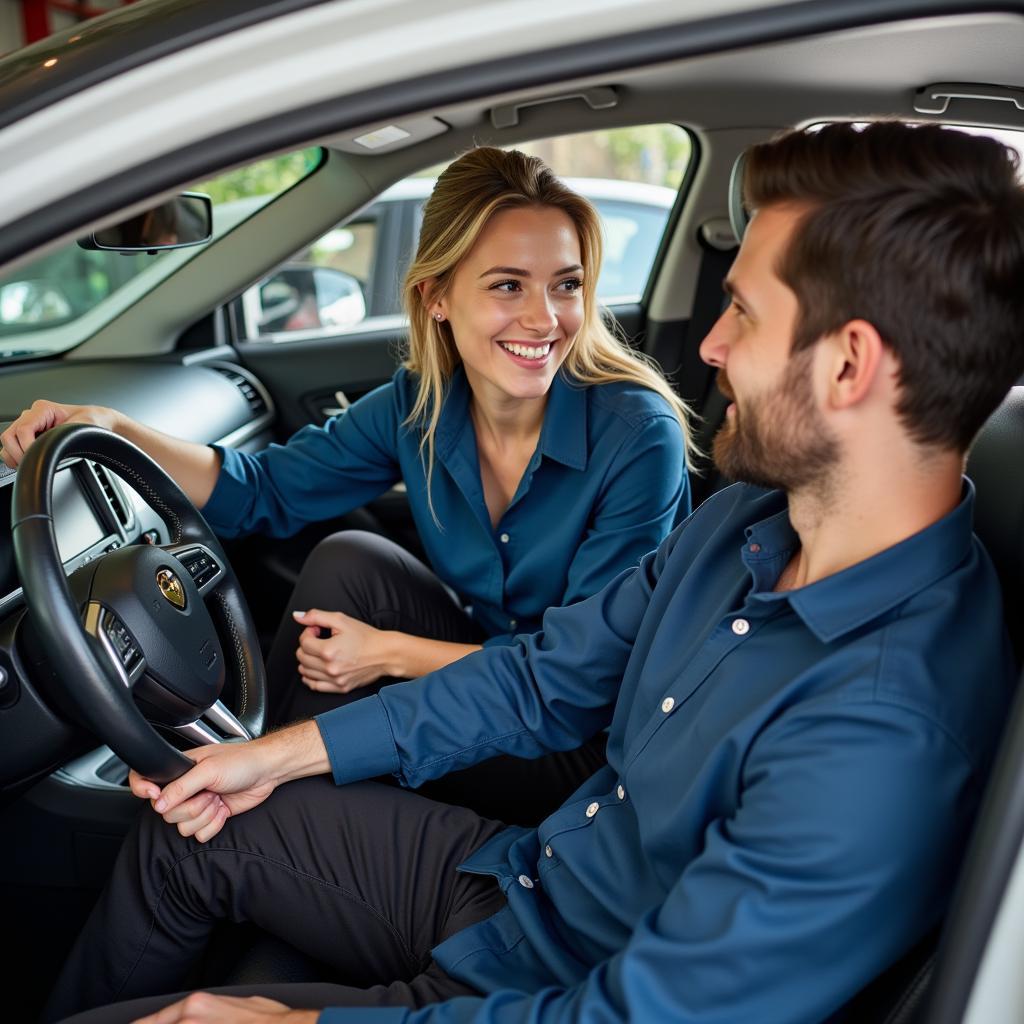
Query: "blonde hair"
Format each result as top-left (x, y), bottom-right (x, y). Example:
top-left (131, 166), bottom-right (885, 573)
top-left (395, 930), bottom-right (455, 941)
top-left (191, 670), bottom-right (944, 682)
top-left (402, 147), bottom-right (697, 509)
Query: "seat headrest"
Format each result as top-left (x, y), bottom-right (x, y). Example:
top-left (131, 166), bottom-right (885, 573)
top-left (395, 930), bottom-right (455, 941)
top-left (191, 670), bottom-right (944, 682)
top-left (728, 151), bottom-right (750, 244)
top-left (966, 385), bottom-right (1024, 657)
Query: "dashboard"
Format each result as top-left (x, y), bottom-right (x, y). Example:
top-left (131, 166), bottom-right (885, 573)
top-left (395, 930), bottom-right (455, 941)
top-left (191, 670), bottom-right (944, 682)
top-left (0, 461), bottom-right (135, 609)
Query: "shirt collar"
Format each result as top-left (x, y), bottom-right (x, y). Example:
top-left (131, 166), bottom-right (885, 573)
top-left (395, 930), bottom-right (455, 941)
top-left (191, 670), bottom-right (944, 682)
top-left (434, 367), bottom-right (472, 459)
top-left (744, 479), bottom-right (977, 643)
top-left (537, 370), bottom-right (588, 470)
top-left (434, 366), bottom-right (588, 471)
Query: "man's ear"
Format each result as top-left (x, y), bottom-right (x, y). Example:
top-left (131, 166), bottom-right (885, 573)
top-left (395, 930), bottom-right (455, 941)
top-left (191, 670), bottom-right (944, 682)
top-left (825, 318), bottom-right (885, 411)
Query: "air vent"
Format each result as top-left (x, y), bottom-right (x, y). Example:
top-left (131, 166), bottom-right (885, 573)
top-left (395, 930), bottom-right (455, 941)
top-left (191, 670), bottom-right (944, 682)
top-left (211, 366), bottom-right (268, 416)
top-left (93, 464), bottom-right (132, 530)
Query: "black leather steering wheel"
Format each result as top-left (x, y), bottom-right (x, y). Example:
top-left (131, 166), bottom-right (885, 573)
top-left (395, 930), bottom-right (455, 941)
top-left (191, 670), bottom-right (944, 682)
top-left (11, 423), bottom-right (267, 783)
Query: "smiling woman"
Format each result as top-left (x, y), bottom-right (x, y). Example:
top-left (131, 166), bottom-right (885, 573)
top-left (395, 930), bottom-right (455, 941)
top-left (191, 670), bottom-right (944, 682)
top-left (220, 147), bottom-right (696, 824)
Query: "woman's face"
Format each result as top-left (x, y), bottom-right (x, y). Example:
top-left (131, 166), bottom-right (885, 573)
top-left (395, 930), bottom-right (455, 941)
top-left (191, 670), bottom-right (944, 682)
top-left (431, 204), bottom-right (585, 408)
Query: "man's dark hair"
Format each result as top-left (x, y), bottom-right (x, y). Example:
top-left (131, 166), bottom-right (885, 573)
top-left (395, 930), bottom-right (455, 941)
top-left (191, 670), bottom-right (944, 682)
top-left (744, 121), bottom-right (1024, 453)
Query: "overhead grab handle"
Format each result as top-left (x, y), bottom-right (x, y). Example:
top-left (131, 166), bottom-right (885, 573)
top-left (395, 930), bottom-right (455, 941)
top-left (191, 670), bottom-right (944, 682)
top-left (913, 83), bottom-right (1024, 116)
top-left (491, 87), bottom-right (618, 130)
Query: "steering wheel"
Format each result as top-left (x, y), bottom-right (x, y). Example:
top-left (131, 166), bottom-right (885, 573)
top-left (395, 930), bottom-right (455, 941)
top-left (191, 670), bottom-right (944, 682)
top-left (11, 423), bottom-right (267, 783)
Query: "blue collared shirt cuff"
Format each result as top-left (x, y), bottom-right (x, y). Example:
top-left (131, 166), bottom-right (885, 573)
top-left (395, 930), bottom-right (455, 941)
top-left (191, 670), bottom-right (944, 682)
top-left (315, 696), bottom-right (401, 786)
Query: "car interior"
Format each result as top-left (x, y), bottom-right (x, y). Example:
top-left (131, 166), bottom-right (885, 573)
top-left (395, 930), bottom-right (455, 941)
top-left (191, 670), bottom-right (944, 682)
top-left (1, 1), bottom-right (1024, 1020)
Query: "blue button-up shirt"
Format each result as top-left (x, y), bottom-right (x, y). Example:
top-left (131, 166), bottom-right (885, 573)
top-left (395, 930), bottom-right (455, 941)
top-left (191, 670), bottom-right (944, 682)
top-left (316, 481), bottom-right (1015, 1024)
top-left (202, 367), bottom-right (688, 641)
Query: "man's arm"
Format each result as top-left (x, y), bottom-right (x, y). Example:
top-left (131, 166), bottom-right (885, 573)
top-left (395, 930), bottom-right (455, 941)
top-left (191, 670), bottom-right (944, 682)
top-left (131, 533), bottom-right (668, 838)
top-left (318, 527), bottom-right (683, 791)
top-left (129, 721), bottom-right (329, 842)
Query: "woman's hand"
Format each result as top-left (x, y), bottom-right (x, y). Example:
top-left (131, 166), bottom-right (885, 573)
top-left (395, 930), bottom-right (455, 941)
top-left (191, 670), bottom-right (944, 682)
top-left (293, 608), bottom-right (396, 693)
top-left (131, 992), bottom-right (317, 1023)
top-left (0, 398), bottom-right (120, 468)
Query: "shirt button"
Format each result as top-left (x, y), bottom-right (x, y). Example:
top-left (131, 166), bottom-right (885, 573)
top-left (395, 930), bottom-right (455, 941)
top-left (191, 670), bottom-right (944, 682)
top-left (509, 619), bottom-right (517, 629)
top-left (617, 785), bottom-right (625, 800)
top-left (545, 845), bottom-right (553, 858)
top-left (585, 801), bottom-right (600, 818)
top-left (661, 696), bottom-right (675, 714)
top-left (518, 874), bottom-right (534, 889)
top-left (500, 533), bottom-right (510, 543)
top-left (749, 543), bottom-right (761, 553)
top-left (732, 618), bottom-right (750, 635)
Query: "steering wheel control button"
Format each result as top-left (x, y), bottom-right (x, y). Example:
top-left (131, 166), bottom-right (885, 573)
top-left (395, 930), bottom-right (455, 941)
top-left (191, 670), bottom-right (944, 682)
top-left (156, 568), bottom-right (187, 610)
top-left (86, 604), bottom-right (146, 688)
top-left (103, 614), bottom-right (140, 670)
top-left (178, 548), bottom-right (222, 589)
top-left (732, 617), bottom-right (750, 636)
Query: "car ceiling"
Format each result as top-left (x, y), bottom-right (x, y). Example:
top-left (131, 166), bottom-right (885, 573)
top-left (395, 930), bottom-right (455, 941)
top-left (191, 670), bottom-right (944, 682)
top-left (16, 8), bottom-right (1024, 359)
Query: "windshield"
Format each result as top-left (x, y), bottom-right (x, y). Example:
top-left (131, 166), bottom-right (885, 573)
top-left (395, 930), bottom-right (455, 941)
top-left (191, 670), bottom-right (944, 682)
top-left (0, 147), bottom-right (322, 360)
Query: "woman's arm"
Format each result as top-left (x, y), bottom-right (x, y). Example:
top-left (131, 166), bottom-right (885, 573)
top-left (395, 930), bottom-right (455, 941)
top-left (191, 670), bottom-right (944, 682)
top-left (385, 633), bottom-right (484, 680)
top-left (0, 399), bottom-right (222, 506)
top-left (292, 608), bottom-right (481, 691)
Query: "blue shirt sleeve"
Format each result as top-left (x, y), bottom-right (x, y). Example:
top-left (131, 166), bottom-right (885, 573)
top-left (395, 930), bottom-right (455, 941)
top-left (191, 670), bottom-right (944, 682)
top-left (201, 380), bottom-right (403, 538)
top-left (317, 529), bottom-right (683, 787)
top-left (319, 698), bottom-right (975, 1024)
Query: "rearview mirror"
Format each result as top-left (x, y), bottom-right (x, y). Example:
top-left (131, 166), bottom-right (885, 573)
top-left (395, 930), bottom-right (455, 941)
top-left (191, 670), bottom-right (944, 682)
top-left (78, 193), bottom-right (213, 253)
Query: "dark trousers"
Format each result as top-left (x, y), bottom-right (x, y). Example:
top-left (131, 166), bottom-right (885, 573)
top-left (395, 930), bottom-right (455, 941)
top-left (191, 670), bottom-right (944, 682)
top-left (265, 531), bottom-right (607, 826)
top-left (44, 780), bottom-right (507, 1023)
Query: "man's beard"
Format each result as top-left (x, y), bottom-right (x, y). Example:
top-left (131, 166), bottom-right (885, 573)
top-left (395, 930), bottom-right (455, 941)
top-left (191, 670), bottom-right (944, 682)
top-left (713, 350), bottom-right (840, 494)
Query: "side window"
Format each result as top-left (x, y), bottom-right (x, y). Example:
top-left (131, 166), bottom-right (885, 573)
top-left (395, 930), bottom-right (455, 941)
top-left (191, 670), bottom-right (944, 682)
top-left (244, 125), bottom-right (692, 340)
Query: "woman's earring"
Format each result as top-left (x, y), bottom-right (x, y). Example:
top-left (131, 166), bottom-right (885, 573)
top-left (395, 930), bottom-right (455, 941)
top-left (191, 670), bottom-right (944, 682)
top-left (433, 312), bottom-right (444, 322)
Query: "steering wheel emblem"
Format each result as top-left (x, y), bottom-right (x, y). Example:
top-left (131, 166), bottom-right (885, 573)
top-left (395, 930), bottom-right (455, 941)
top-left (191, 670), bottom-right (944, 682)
top-left (156, 568), bottom-right (187, 610)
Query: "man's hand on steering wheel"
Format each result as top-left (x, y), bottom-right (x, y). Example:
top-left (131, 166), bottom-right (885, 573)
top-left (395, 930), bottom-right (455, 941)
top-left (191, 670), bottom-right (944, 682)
top-left (129, 741), bottom-right (279, 843)
top-left (130, 720), bottom-right (333, 842)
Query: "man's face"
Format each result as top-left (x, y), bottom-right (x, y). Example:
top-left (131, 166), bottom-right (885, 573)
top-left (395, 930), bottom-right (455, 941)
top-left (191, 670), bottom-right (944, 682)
top-left (699, 204), bottom-right (839, 493)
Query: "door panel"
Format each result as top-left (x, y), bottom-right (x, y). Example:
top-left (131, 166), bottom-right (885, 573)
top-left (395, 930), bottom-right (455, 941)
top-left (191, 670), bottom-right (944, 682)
top-left (235, 328), bottom-right (406, 437)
